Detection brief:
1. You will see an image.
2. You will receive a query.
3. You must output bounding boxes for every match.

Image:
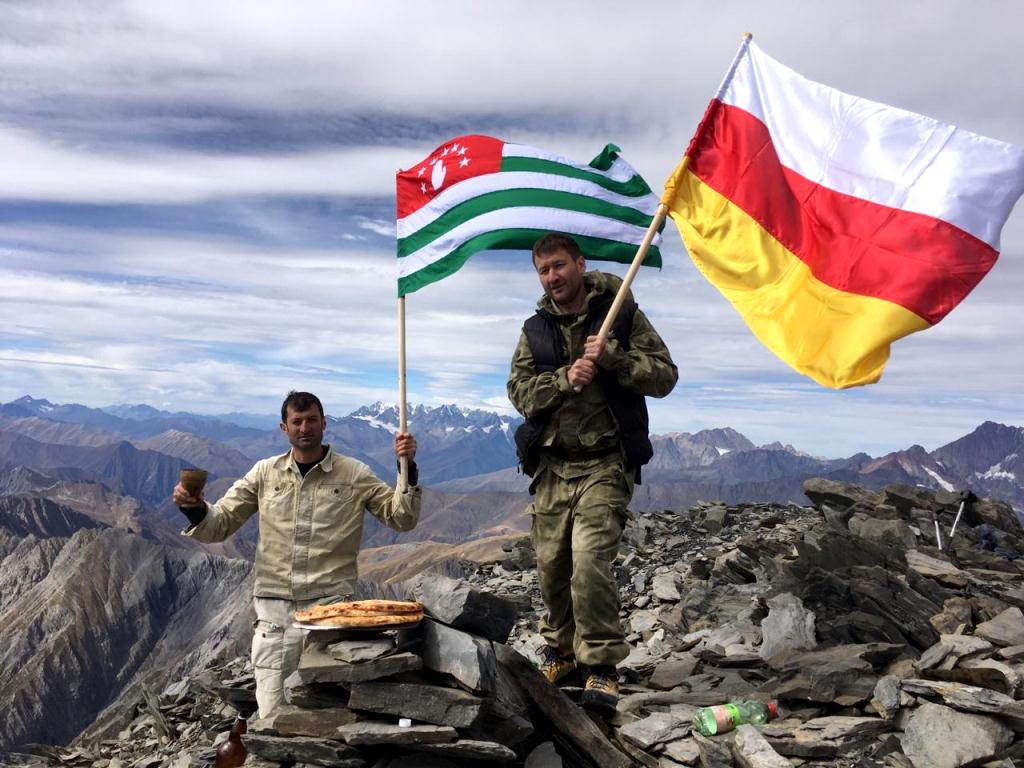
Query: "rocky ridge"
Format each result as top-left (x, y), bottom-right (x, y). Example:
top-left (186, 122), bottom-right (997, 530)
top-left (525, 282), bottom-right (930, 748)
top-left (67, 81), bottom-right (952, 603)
top-left (5, 478), bottom-right (1024, 767)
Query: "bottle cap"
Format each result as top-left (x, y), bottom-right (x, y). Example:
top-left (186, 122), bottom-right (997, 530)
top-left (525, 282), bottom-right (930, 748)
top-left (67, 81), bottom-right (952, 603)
top-left (768, 701), bottom-right (779, 718)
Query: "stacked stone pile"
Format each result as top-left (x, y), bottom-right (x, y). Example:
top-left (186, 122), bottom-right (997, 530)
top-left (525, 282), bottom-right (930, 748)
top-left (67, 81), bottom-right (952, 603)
top-left (5, 478), bottom-right (1024, 768)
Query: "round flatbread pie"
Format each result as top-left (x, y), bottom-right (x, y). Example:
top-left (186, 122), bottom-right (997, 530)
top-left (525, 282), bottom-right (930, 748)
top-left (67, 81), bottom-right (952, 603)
top-left (294, 599), bottom-right (423, 622)
top-left (304, 611), bottom-right (424, 628)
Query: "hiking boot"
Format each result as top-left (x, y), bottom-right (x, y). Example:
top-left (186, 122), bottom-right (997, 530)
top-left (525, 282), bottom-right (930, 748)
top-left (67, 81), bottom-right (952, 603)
top-left (537, 645), bottom-right (576, 685)
top-left (581, 665), bottom-right (619, 716)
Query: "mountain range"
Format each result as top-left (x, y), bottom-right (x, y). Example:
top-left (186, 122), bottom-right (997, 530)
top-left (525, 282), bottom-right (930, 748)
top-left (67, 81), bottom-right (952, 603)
top-left (1, 393), bottom-right (1022, 751)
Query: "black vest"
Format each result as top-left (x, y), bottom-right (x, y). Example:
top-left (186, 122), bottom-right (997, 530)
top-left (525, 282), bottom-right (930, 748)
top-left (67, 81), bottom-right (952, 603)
top-left (514, 291), bottom-right (653, 482)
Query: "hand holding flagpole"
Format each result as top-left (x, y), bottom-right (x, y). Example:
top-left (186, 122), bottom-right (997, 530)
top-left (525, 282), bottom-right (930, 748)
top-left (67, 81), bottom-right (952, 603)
top-left (573, 202), bottom-right (670, 392)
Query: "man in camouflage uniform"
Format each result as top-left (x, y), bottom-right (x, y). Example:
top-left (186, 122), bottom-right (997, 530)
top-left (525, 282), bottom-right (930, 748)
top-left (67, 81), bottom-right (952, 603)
top-left (508, 233), bottom-right (677, 715)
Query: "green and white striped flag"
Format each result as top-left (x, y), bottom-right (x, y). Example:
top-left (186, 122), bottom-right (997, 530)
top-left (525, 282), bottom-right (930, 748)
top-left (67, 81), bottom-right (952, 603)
top-left (396, 134), bottom-right (663, 296)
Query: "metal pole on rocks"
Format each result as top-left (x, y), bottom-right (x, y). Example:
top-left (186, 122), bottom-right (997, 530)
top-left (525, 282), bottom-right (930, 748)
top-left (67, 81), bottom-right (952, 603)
top-left (946, 489), bottom-right (975, 550)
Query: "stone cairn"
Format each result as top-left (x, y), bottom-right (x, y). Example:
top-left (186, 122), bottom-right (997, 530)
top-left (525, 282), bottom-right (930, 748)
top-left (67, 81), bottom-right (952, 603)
top-left (5, 478), bottom-right (1024, 768)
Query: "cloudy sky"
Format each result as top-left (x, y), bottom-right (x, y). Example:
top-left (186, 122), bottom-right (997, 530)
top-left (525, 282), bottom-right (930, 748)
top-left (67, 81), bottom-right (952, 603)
top-left (1, 1), bottom-right (1022, 458)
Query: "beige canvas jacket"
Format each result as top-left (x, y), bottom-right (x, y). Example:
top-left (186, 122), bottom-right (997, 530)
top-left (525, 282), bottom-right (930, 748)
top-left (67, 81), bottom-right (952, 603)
top-left (185, 445), bottom-right (421, 600)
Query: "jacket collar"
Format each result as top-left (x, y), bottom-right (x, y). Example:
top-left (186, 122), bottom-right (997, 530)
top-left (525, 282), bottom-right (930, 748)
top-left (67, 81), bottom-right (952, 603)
top-left (272, 444), bottom-right (335, 474)
top-left (536, 270), bottom-right (626, 320)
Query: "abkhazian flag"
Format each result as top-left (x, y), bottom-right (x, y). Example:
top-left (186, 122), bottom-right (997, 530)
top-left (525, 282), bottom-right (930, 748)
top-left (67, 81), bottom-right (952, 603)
top-left (396, 135), bottom-right (663, 296)
top-left (663, 39), bottom-right (1024, 389)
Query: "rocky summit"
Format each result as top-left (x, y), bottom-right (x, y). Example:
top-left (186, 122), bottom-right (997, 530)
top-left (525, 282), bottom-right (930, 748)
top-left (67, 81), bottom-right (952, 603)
top-left (3, 478), bottom-right (1024, 768)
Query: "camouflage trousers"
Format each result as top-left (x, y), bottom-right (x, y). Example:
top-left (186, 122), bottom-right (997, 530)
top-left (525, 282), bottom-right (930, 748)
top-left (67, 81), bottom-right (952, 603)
top-left (530, 459), bottom-right (632, 667)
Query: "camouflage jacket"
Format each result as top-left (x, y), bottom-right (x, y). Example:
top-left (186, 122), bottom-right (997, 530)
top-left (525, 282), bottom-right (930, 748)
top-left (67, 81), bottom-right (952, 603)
top-left (507, 271), bottom-right (677, 477)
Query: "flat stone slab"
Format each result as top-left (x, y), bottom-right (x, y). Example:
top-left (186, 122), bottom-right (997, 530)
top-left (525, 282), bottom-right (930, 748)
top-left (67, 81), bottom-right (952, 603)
top-left (337, 721), bottom-right (458, 746)
top-left (647, 655), bottom-right (698, 690)
top-left (732, 724), bottom-right (790, 768)
top-left (661, 737), bottom-right (700, 765)
top-left (250, 704), bottom-right (359, 737)
top-left (762, 716), bottom-right (889, 758)
top-left (905, 550), bottom-right (969, 587)
top-left (765, 645), bottom-right (892, 704)
top-left (871, 676), bottom-right (900, 719)
top-left (900, 678), bottom-right (1017, 716)
top-left (975, 606), bottom-right (1024, 647)
top-left (347, 681), bottom-right (486, 728)
top-left (651, 572), bottom-right (681, 601)
top-left (759, 592), bottom-right (816, 661)
top-left (411, 739), bottom-right (517, 762)
top-left (408, 573), bottom-right (519, 643)
top-left (523, 742), bottom-right (562, 768)
top-left (419, 618), bottom-right (497, 693)
top-left (291, 645), bottom-right (422, 684)
top-left (619, 713), bottom-right (690, 750)
top-left (901, 702), bottom-right (1014, 768)
top-left (327, 636), bottom-right (396, 663)
top-left (917, 634), bottom-right (992, 671)
top-left (244, 734), bottom-right (364, 768)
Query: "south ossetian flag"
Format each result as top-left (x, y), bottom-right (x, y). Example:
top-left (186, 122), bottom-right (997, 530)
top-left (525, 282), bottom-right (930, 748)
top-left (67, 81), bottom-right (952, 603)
top-left (664, 39), bottom-right (1024, 389)
top-left (396, 135), bottom-right (663, 296)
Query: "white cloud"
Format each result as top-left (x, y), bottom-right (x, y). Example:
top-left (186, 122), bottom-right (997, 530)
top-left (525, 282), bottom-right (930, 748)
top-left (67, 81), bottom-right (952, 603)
top-left (1, 1), bottom-right (1023, 459)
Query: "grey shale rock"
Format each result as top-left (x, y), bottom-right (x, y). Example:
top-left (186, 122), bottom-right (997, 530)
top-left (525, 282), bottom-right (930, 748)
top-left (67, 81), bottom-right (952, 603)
top-left (900, 678), bottom-right (1021, 718)
top-left (848, 512), bottom-right (918, 548)
top-left (243, 734), bottom-right (365, 768)
top-left (691, 731), bottom-right (734, 768)
top-left (762, 716), bottom-right (889, 758)
top-left (326, 636), bottom-right (395, 663)
top-left (408, 572), bottom-right (519, 643)
top-left (647, 655), bottom-right (698, 690)
top-left (250, 704), bottom-right (359, 737)
top-left (975, 606), bottom-right (1024, 647)
top-left (731, 724), bottom-right (790, 768)
top-left (336, 721), bottom-right (458, 746)
top-left (759, 592), bottom-right (816, 660)
top-left (347, 681), bottom-right (486, 728)
top-left (651, 572), bottom-right (681, 602)
top-left (524, 741), bottom-right (563, 768)
top-left (900, 701), bottom-right (1014, 768)
top-left (410, 739), bottom-right (518, 762)
top-left (764, 644), bottom-right (897, 704)
top-left (660, 738), bottom-right (699, 765)
top-left (619, 713), bottom-right (690, 750)
top-left (703, 505), bottom-right (729, 533)
top-left (802, 478), bottom-right (882, 509)
top-left (871, 675), bottom-right (901, 719)
top-left (419, 618), bottom-right (497, 693)
top-left (288, 645), bottom-right (422, 685)
top-left (905, 550), bottom-right (970, 588)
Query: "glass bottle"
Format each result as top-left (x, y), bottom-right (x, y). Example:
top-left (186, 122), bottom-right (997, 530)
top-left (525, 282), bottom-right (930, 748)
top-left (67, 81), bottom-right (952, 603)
top-left (214, 716), bottom-right (247, 768)
top-left (692, 700), bottom-right (778, 737)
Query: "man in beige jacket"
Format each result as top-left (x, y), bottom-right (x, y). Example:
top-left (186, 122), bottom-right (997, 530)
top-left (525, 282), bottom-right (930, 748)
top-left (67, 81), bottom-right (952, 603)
top-left (171, 391), bottom-right (421, 718)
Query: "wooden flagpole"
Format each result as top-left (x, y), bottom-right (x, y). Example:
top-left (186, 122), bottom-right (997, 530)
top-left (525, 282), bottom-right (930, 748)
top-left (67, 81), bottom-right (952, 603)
top-left (397, 296), bottom-right (409, 492)
top-left (579, 33), bottom-right (751, 385)
top-left (594, 201), bottom-right (670, 341)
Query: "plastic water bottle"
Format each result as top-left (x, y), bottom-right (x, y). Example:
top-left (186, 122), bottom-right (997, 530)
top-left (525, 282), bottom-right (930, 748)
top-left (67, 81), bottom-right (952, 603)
top-left (692, 700), bottom-right (778, 736)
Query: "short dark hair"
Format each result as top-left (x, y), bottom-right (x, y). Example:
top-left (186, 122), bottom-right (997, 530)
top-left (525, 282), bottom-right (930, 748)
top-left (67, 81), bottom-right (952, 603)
top-left (281, 391), bottom-right (324, 422)
top-left (532, 232), bottom-right (584, 264)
